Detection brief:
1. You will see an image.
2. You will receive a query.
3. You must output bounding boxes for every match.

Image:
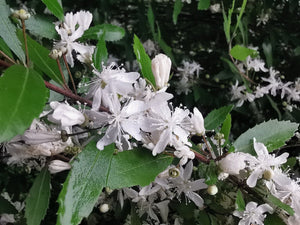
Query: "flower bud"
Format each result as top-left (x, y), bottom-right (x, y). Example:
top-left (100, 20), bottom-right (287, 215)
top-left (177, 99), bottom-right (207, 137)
top-left (169, 167), bottom-right (180, 178)
top-left (191, 107), bottom-right (205, 135)
top-left (48, 160), bottom-right (71, 174)
top-left (49, 49), bottom-right (63, 60)
top-left (151, 54), bottom-right (171, 89)
top-left (263, 169), bottom-right (274, 181)
top-left (13, 9), bottom-right (30, 20)
top-left (99, 203), bottom-right (109, 213)
top-left (207, 185), bottom-right (218, 195)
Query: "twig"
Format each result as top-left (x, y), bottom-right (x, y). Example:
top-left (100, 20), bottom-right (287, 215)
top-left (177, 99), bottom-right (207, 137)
top-left (44, 81), bottom-right (110, 113)
top-left (193, 150), bottom-right (209, 164)
top-left (56, 59), bottom-right (70, 91)
top-left (63, 54), bottom-right (77, 94)
top-left (0, 50), bottom-right (16, 65)
top-left (21, 19), bottom-right (29, 67)
top-left (229, 54), bottom-right (256, 84)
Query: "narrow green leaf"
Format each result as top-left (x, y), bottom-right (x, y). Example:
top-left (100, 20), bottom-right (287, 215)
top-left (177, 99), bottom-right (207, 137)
top-left (230, 45), bottom-right (257, 61)
top-left (81, 24), bottom-right (125, 42)
top-left (133, 34), bottom-right (156, 87)
top-left (235, 189), bottom-right (245, 211)
top-left (0, 0), bottom-right (25, 63)
top-left (205, 161), bottom-right (218, 185)
top-left (264, 214), bottom-right (286, 225)
top-left (0, 65), bottom-right (48, 142)
top-left (232, 0), bottom-right (247, 36)
top-left (25, 168), bottom-right (51, 225)
top-left (0, 37), bottom-right (13, 59)
top-left (93, 35), bottom-right (108, 71)
top-left (173, 0), bottom-right (183, 25)
top-left (267, 194), bottom-right (294, 216)
top-left (57, 141), bottom-right (172, 225)
top-left (282, 157), bottom-right (297, 170)
top-left (0, 196), bottom-right (17, 214)
top-left (17, 30), bottom-right (63, 84)
top-left (262, 42), bottom-right (273, 67)
top-left (25, 16), bottom-right (57, 39)
top-left (204, 105), bottom-right (234, 130)
top-left (220, 113), bottom-right (231, 141)
top-left (233, 120), bottom-right (298, 155)
top-left (222, 0), bottom-right (235, 43)
top-left (147, 5), bottom-right (155, 37)
top-left (41, 0), bottom-right (64, 21)
top-left (198, 0), bottom-right (210, 10)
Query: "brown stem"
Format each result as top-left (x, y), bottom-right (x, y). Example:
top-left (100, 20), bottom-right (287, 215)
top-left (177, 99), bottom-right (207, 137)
top-left (44, 81), bottom-right (110, 113)
top-left (0, 50), bottom-right (16, 65)
top-left (229, 54), bottom-right (256, 84)
top-left (21, 19), bottom-right (29, 67)
top-left (56, 59), bottom-right (70, 91)
top-left (63, 54), bottom-right (77, 94)
top-left (202, 135), bottom-right (213, 156)
top-left (193, 150), bottom-right (209, 164)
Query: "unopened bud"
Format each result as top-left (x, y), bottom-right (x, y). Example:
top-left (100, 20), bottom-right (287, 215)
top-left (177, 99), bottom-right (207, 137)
top-left (105, 187), bottom-right (113, 195)
top-left (99, 203), bottom-right (109, 213)
top-left (192, 107), bottom-right (205, 135)
top-left (218, 172), bottom-right (229, 180)
top-left (263, 169), bottom-right (274, 181)
top-left (207, 185), bottom-right (218, 195)
top-left (205, 74), bottom-right (210, 79)
top-left (151, 54), bottom-right (171, 89)
top-left (48, 160), bottom-right (71, 174)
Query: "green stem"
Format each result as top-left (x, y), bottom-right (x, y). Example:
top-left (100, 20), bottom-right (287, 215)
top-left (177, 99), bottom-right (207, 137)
top-left (21, 19), bottom-right (29, 67)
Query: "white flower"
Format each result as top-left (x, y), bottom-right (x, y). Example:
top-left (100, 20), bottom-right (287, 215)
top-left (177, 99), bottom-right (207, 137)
top-left (233, 201), bottom-right (273, 225)
top-left (218, 152), bottom-right (254, 175)
top-left (191, 107), bottom-right (205, 135)
top-left (151, 54), bottom-right (171, 89)
top-left (246, 57), bottom-right (268, 72)
top-left (54, 11), bottom-right (94, 67)
top-left (169, 160), bottom-right (207, 208)
top-left (261, 68), bottom-right (282, 96)
top-left (246, 138), bottom-right (289, 187)
top-left (49, 101), bottom-right (85, 128)
top-left (48, 160), bottom-right (71, 174)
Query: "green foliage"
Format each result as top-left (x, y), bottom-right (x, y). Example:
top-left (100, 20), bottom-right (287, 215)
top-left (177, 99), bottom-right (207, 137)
top-left (147, 4), bottom-right (155, 37)
top-left (81, 24), bottom-right (125, 42)
top-left (0, 65), bottom-right (48, 143)
top-left (173, 0), bottom-right (183, 25)
top-left (25, 168), bottom-right (51, 225)
top-left (198, 0), bottom-right (210, 10)
top-left (220, 113), bottom-right (231, 141)
top-left (93, 34), bottom-right (108, 71)
top-left (41, 0), bottom-right (64, 21)
top-left (204, 105), bottom-right (234, 130)
top-left (133, 34), bottom-right (156, 87)
top-left (233, 119), bottom-right (298, 155)
top-left (25, 16), bottom-right (57, 39)
top-left (0, 0), bottom-right (25, 63)
top-left (17, 31), bottom-right (63, 84)
top-left (230, 45), bottom-right (257, 61)
top-left (205, 161), bottom-right (218, 185)
top-left (0, 196), bottom-right (17, 214)
top-left (235, 189), bottom-right (245, 211)
top-left (57, 141), bottom-right (172, 225)
top-left (264, 214), bottom-right (286, 225)
top-left (267, 194), bottom-right (294, 216)
top-left (0, 37), bottom-right (13, 59)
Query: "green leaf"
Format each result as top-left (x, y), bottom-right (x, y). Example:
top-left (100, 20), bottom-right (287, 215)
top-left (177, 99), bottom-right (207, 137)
top-left (17, 31), bottom-right (63, 84)
top-left (198, 0), bottom-right (210, 10)
top-left (133, 34), bottom-right (156, 87)
top-left (267, 194), bottom-right (294, 216)
top-left (232, 0), bottom-right (247, 36)
top-left (220, 113), bottom-right (231, 141)
top-left (147, 5), bottom-right (155, 37)
top-left (0, 0), bottom-right (25, 63)
top-left (0, 196), bottom-right (17, 214)
top-left (205, 161), bottom-right (218, 185)
top-left (222, 0), bottom-right (235, 43)
top-left (25, 16), bottom-right (57, 39)
top-left (262, 42), bottom-right (273, 67)
top-left (264, 214), bottom-right (286, 225)
top-left (81, 24), bottom-right (125, 42)
top-left (0, 37), bottom-right (13, 59)
top-left (233, 120), bottom-right (298, 155)
top-left (93, 35), bottom-right (108, 71)
top-left (230, 45), bottom-right (257, 61)
top-left (235, 189), bottom-right (245, 211)
top-left (282, 157), bottom-right (297, 170)
top-left (173, 0), bottom-right (183, 25)
top-left (57, 142), bottom-right (172, 225)
top-left (0, 65), bottom-right (48, 143)
top-left (41, 0), bottom-right (64, 21)
top-left (204, 105), bottom-right (234, 130)
top-left (25, 168), bottom-right (51, 225)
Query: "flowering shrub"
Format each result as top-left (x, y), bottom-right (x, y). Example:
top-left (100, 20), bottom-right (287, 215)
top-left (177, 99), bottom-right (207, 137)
top-left (0, 0), bottom-right (299, 225)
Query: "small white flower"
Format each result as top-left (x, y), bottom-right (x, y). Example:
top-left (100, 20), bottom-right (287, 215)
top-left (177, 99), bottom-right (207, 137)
top-left (191, 107), bottom-right (205, 135)
top-left (246, 57), bottom-right (268, 72)
top-left (233, 201), bottom-right (273, 225)
top-left (99, 204), bottom-right (110, 213)
top-left (218, 152), bottom-right (254, 175)
top-left (48, 160), bottom-right (71, 174)
top-left (151, 54), bottom-right (171, 89)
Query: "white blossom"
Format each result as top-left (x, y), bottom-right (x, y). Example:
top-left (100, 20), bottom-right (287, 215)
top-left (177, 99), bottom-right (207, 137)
top-left (48, 160), bottom-right (71, 174)
top-left (191, 107), bottom-right (205, 135)
top-left (151, 54), bottom-right (171, 90)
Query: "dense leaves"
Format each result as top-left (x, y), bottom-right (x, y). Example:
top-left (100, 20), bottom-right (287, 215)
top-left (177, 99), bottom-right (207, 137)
top-left (81, 24), bottom-right (125, 42)
top-left (204, 105), bottom-right (233, 130)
